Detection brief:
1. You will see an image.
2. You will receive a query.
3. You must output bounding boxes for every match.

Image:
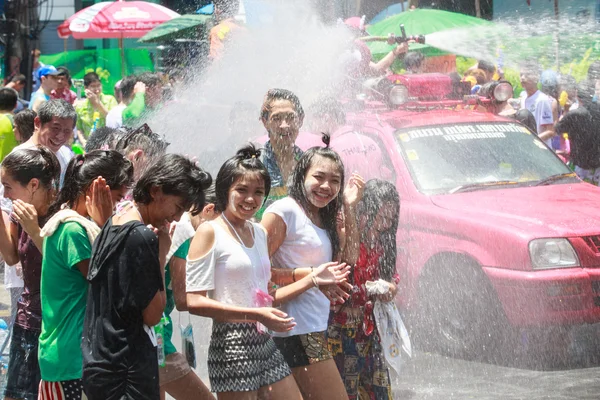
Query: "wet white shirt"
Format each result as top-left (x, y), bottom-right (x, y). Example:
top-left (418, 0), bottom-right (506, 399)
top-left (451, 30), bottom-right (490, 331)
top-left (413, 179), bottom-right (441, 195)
top-left (264, 197), bottom-right (333, 337)
top-left (186, 221), bottom-right (271, 308)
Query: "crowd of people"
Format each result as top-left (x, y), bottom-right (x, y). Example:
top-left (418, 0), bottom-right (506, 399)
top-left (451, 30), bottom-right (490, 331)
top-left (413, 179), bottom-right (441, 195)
top-left (0, 23), bottom-right (598, 400)
top-left (0, 75), bottom-right (403, 400)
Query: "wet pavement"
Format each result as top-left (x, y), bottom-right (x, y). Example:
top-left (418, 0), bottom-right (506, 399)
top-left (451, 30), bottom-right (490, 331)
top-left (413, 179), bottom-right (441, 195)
top-left (170, 311), bottom-right (600, 400)
top-left (393, 349), bottom-right (600, 400)
top-left (0, 275), bottom-right (597, 400)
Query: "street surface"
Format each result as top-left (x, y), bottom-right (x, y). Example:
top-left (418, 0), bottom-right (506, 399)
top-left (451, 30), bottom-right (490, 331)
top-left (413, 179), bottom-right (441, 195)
top-left (168, 311), bottom-right (600, 400)
top-left (1, 277), bottom-right (599, 399)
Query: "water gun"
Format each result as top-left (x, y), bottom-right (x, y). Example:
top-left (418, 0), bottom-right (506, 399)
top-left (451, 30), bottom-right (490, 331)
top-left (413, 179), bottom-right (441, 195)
top-left (91, 111), bottom-right (100, 133)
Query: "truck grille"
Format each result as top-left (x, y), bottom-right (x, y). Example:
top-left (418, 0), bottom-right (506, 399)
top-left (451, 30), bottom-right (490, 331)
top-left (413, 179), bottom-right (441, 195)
top-left (583, 236), bottom-right (600, 254)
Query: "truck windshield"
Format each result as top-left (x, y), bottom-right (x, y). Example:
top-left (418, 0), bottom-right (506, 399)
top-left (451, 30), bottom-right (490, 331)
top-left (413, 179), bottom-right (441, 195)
top-left (396, 122), bottom-right (577, 195)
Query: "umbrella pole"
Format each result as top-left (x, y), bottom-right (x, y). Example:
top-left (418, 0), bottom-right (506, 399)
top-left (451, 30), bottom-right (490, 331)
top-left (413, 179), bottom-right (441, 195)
top-left (119, 36), bottom-right (126, 77)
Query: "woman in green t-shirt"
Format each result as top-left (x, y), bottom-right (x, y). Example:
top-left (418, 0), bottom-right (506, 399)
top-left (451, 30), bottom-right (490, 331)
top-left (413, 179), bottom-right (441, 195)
top-left (38, 150), bottom-right (133, 400)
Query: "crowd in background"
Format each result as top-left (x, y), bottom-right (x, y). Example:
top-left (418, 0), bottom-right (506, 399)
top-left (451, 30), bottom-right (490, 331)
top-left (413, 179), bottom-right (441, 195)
top-left (0, 27), bottom-right (598, 400)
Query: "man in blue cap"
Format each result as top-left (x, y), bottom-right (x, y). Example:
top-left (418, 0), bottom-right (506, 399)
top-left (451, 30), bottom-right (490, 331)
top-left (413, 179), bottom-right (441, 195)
top-left (29, 65), bottom-right (61, 112)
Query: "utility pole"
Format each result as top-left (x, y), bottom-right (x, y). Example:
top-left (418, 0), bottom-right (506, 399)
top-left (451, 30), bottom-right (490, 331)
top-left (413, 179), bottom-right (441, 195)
top-left (554, 0), bottom-right (560, 68)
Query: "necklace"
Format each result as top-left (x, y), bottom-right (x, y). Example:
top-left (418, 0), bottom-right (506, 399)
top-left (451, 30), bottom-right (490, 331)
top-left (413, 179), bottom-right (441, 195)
top-left (221, 213), bottom-right (253, 247)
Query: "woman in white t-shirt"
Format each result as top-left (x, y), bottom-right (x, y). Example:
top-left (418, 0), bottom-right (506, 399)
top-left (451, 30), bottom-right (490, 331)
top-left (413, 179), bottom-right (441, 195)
top-left (261, 137), bottom-right (364, 400)
top-left (185, 144), bottom-right (349, 400)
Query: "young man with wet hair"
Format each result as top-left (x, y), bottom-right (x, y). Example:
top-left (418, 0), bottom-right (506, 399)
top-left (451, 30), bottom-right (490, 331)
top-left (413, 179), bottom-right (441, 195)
top-left (519, 62), bottom-right (555, 147)
top-left (0, 87), bottom-right (19, 161)
top-left (257, 88), bottom-right (305, 219)
top-left (113, 124), bottom-right (169, 183)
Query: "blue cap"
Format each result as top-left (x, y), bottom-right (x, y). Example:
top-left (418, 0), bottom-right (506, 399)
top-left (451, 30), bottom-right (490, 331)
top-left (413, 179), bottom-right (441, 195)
top-left (37, 65), bottom-right (60, 79)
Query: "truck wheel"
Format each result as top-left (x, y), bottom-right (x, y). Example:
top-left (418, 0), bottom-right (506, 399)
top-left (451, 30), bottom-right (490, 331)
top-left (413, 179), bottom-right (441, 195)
top-left (417, 258), bottom-right (509, 358)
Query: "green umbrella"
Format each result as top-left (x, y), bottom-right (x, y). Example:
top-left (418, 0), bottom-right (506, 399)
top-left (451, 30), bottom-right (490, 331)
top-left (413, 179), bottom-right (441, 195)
top-left (139, 14), bottom-right (212, 43)
top-left (366, 8), bottom-right (495, 58)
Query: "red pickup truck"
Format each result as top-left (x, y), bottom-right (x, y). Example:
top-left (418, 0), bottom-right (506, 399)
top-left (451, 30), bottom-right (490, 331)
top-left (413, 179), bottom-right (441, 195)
top-left (304, 74), bottom-right (600, 356)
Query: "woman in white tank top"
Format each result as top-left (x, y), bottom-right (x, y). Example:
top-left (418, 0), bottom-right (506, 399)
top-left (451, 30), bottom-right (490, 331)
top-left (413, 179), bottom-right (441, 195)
top-left (261, 140), bottom-right (365, 400)
top-left (185, 145), bottom-right (349, 400)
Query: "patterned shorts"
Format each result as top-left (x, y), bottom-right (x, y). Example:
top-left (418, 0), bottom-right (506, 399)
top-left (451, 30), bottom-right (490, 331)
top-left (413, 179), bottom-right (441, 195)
top-left (273, 331), bottom-right (333, 368)
top-left (208, 322), bottom-right (291, 393)
top-left (38, 379), bottom-right (86, 400)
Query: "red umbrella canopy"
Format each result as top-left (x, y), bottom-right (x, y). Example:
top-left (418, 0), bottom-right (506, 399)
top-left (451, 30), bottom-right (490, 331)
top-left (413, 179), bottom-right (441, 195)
top-left (58, 0), bottom-right (180, 39)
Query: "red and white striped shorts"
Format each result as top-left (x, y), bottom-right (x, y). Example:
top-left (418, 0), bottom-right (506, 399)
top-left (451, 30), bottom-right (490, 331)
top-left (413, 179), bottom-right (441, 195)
top-left (38, 379), bottom-right (87, 400)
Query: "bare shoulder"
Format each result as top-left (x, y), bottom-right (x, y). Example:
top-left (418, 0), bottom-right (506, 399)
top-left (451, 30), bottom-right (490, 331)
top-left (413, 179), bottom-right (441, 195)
top-left (188, 222), bottom-right (216, 260)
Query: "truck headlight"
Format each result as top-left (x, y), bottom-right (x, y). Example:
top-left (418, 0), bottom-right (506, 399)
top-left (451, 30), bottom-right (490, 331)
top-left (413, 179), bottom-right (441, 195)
top-left (529, 238), bottom-right (580, 270)
top-left (390, 85), bottom-right (409, 105)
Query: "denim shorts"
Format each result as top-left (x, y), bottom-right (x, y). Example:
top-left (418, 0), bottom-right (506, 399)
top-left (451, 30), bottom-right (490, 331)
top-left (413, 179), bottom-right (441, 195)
top-left (5, 324), bottom-right (41, 400)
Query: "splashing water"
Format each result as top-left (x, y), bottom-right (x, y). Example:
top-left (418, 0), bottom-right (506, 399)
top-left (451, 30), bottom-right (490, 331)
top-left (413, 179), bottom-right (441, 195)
top-left (147, 1), bottom-right (354, 173)
top-left (425, 13), bottom-right (598, 70)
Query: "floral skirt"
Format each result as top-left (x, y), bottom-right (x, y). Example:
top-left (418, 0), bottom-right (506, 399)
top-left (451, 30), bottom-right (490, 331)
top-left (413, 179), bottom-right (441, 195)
top-left (327, 307), bottom-right (392, 400)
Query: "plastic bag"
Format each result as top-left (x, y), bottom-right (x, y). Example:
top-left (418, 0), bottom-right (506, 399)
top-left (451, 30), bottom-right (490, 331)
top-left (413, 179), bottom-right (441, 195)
top-left (255, 288), bottom-right (274, 334)
top-left (366, 279), bottom-right (412, 375)
top-left (180, 321), bottom-right (197, 369)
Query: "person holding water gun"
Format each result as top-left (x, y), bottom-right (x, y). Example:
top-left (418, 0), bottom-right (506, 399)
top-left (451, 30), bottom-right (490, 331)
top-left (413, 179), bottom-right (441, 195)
top-left (75, 72), bottom-right (117, 148)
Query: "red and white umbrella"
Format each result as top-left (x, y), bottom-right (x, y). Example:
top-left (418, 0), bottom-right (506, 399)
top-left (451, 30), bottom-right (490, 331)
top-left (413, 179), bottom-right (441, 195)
top-left (58, 0), bottom-right (180, 75)
top-left (58, 0), bottom-right (180, 39)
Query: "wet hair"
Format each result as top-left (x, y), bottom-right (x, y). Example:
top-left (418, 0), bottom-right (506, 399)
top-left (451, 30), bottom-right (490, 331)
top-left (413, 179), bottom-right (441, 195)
top-left (308, 97), bottom-right (346, 125)
top-left (56, 67), bottom-right (70, 79)
top-left (204, 183), bottom-right (217, 205)
top-left (85, 126), bottom-right (120, 152)
top-left (514, 109), bottom-right (537, 133)
top-left (14, 109), bottom-right (37, 142)
top-left (357, 179), bottom-right (400, 281)
top-left (114, 124), bottom-right (170, 178)
top-left (477, 60), bottom-right (496, 75)
top-left (260, 88), bottom-right (305, 122)
top-left (83, 72), bottom-right (101, 88)
top-left (2, 146), bottom-right (60, 192)
top-left (404, 52), bottom-right (425, 71)
top-left (138, 72), bottom-right (162, 88)
top-left (288, 134), bottom-right (345, 257)
top-left (133, 154), bottom-right (212, 216)
top-left (10, 74), bottom-right (26, 84)
top-left (0, 87), bottom-right (18, 111)
top-left (48, 150), bottom-right (134, 216)
top-left (119, 75), bottom-right (137, 101)
top-left (37, 99), bottom-right (77, 128)
top-left (214, 144), bottom-right (271, 213)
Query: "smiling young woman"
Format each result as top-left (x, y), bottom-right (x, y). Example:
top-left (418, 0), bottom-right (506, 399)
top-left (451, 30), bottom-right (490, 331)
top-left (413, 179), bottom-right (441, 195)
top-left (185, 144), bottom-right (349, 400)
top-left (261, 136), bottom-right (365, 400)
